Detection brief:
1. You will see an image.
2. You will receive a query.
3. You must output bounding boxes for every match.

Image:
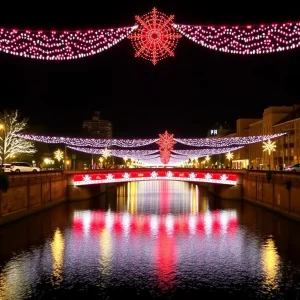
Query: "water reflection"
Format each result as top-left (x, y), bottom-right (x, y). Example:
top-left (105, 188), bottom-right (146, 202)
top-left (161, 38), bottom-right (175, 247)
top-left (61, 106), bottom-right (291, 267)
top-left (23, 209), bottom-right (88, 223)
top-left (51, 228), bottom-right (64, 284)
top-left (0, 181), bottom-right (300, 299)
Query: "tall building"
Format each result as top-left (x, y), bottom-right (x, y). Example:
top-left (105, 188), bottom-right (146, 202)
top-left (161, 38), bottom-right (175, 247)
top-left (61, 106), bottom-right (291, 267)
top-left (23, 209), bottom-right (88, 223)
top-left (82, 111), bottom-right (113, 138)
top-left (229, 105), bottom-right (300, 170)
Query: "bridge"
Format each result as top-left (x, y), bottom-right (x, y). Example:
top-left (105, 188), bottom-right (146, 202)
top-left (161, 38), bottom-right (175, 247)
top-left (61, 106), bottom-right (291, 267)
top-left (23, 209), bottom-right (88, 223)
top-left (70, 168), bottom-right (239, 186)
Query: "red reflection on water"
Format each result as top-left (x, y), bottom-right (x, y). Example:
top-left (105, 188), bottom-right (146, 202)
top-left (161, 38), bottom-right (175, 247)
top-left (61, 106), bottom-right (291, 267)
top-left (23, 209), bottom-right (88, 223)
top-left (155, 230), bottom-right (176, 290)
top-left (159, 181), bottom-right (170, 215)
top-left (212, 211), bottom-right (221, 236)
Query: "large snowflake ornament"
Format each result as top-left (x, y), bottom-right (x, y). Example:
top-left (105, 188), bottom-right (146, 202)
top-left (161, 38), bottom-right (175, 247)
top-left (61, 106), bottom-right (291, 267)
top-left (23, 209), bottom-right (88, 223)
top-left (157, 130), bottom-right (176, 150)
top-left (128, 7), bottom-right (181, 65)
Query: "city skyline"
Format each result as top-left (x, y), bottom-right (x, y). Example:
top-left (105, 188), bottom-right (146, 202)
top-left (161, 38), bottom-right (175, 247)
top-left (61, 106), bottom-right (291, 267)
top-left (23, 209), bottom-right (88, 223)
top-left (0, 3), bottom-right (300, 138)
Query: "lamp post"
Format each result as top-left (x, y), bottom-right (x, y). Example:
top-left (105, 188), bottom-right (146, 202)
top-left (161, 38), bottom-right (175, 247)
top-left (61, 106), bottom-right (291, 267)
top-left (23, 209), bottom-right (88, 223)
top-left (0, 123), bottom-right (5, 169)
top-left (262, 139), bottom-right (276, 170)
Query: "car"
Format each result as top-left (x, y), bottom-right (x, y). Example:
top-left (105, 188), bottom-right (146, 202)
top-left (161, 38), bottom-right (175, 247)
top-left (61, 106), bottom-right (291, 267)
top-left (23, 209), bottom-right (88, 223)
top-left (1, 163), bottom-right (11, 172)
top-left (10, 162), bottom-right (40, 172)
top-left (285, 163), bottom-right (300, 172)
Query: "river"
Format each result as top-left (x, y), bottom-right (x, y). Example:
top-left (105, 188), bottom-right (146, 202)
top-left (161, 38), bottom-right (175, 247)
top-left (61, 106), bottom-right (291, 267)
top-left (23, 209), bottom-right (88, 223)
top-left (0, 181), bottom-right (300, 299)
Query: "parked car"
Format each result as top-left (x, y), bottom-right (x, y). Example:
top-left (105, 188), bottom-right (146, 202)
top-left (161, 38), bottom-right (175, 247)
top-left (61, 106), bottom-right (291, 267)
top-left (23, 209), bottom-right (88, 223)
top-left (285, 163), bottom-right (300, 172)
top-left (10, 162), bottom-right (40, 172)
top-left (1, 163), bottom-right (11, 172)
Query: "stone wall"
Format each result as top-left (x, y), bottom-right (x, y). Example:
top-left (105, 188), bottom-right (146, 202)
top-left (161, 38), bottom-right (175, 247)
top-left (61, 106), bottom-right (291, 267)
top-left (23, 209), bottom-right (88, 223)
top-left (243, 171), bottom-right (300, 221)
top-left (0, 173), bottom-right (67, 225)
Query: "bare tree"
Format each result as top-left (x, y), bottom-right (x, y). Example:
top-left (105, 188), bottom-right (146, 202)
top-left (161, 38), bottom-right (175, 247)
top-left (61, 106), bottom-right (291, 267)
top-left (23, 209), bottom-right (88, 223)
top-left (0, 110), bottom-right (36, 162)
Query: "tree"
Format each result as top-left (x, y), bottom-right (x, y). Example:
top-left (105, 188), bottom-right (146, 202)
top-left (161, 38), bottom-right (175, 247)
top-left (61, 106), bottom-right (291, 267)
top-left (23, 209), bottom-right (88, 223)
top-left (0, 110), bottom-right (36, 162)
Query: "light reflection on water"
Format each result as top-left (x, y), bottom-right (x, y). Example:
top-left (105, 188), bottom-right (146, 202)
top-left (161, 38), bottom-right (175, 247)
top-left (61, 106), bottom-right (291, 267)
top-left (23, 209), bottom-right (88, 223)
top-left (0, 181), bottom-right (300, 299)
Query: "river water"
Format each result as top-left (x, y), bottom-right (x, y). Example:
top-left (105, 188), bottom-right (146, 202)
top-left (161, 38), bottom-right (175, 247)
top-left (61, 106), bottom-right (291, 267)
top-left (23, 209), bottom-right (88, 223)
top-left (0, 181), bottom-right (300, 299)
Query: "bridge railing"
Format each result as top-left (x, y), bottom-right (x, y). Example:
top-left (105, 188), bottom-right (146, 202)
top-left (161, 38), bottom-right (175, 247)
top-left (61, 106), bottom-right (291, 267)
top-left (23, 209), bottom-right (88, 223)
top-left (7, 171), bottom-right (63, 181)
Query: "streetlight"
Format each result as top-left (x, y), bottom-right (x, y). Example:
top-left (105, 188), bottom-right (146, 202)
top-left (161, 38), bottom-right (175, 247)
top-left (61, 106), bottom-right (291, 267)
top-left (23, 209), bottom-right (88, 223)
top-left (262, 139), bottom-right (276, 170)
top-left (0, 123), bottom-right (5, 168)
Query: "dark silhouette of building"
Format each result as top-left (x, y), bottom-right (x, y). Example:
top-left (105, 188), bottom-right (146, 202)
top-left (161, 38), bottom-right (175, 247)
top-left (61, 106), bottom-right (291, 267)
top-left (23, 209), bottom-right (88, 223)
top-left (207, 121), bottom-right (234, 138)
top-left (82, 111), bottom-right (113, 138)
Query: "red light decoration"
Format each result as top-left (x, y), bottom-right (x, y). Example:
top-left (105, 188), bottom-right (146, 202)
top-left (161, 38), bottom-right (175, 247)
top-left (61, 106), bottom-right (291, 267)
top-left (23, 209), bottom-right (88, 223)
top-left (128, 7), bottom-right (181, 65)
top-left (0, 26), bottom-right (136, 60)
top-left (156, 131), bottom-right (177, 164)
top-left (173, 22), bottom-right (300, 54)
top-left (73, 170), bottom-right (238, 186)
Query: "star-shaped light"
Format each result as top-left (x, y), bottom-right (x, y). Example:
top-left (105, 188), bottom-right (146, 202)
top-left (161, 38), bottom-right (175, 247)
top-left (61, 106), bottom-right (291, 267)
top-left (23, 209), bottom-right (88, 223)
top-left (102, 148), bottom-right (111, 159)
top-left (262, 139), bottom-right (276, 155)
top-left (225, 151), bottom-right (234, 160)
top-left (54, 149), bottom-right (64, 161)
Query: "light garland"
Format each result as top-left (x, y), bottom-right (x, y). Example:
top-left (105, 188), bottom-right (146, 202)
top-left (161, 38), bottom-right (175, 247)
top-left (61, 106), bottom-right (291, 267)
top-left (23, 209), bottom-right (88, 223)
top-left (67, 146), bottom-right (159, 158)
top-left (15, 134), bottom-right (158, 147)
top-left (0, 26), bottom-right (136, 60)
top-left (174, 133), bottom-right (285, 147)
top-left (128, 7), bottom-right (181, 65)
top-left (171, 146), bottom-right (243, 157)
top-left (173, 23), bottom-right (300, 54)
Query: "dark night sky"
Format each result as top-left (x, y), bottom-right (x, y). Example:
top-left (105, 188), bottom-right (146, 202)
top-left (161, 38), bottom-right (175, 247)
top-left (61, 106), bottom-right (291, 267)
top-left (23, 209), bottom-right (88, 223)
top-left (0, 2), bottom-right (300, 138)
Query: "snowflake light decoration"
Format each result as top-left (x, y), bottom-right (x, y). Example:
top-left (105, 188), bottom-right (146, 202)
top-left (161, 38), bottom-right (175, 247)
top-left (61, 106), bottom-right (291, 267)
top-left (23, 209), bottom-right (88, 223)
top-left (151, 171), bottom-right (158, 179)
top-left (157, 130), bottom-right (177, 165)
top-left (166, 171), bottom-right (174, 178)
top-left (205, 173), bottom-right (212, 181)
top-left (54, 149), bottom-right (64, 161)
top-left (189, 172), bottom-right (196, 179)
top-left (225, 151), bottom-right (234, 160)
top-left (122, 172), bottom-right (130, 180)
top-left (83, 175), bottom-right (91, 182)
top-left (102, 148), bottom-right (111, 159)
top-left (128, 7), bottom-right (181, 65)
top-left (262, 139), bottom-right (276, 155)
top-left (220, 174), bottom-right (228, 182)
top-left (106, 174), bottom-right (114, 181)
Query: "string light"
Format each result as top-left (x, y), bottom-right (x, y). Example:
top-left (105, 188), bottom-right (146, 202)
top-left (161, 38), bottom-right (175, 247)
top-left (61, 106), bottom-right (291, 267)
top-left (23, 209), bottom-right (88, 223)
top-left (73, 170), bottom-right (238, 186)
top-left (14, 134), bottom-right (158, 147)
top-left (0, 26), bottom-right (136, 60)
top-left (67, 146), bottom-right (159, 158)
top-left (174, 133), bottom-right (285, 147)
top-left (171, 146), bottom-right (243, 157)
top-left (128, 7), bottom-right (181, 65)
top-left (173, 22), bottom-right (300, 54)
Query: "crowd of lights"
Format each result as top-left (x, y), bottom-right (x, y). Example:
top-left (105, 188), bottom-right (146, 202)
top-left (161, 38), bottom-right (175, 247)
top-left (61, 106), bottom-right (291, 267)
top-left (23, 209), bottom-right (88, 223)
top-left (73, 210), bottom-right (238, 236)
top-left (173, 22), bottom-right (300, 54)
top-left (0, 26), bottom-right (136, 60)
top-left (128, 7), bottom-right (181, 64)
top-left (73, 170), bottom-right (237, 186)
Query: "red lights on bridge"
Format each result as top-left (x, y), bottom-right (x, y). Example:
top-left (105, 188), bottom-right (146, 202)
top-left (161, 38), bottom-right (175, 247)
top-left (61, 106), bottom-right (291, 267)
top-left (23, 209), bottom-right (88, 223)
top-left (73, 170), bottom-right (238, 186)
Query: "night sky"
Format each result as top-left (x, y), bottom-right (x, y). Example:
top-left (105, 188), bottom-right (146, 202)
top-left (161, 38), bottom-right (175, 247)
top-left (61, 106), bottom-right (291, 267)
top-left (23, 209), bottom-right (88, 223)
top-left (0, 2), bottom-right (300, 138)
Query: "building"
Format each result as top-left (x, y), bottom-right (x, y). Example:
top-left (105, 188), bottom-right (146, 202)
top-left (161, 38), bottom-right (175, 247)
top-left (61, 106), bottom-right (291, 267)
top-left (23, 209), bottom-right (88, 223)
top-left (82, 111), bottom-right (113, 138)
top-left (207, 121), bottom-right (234, 138)
top-left (229, 105), bottom-right (300, 170)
